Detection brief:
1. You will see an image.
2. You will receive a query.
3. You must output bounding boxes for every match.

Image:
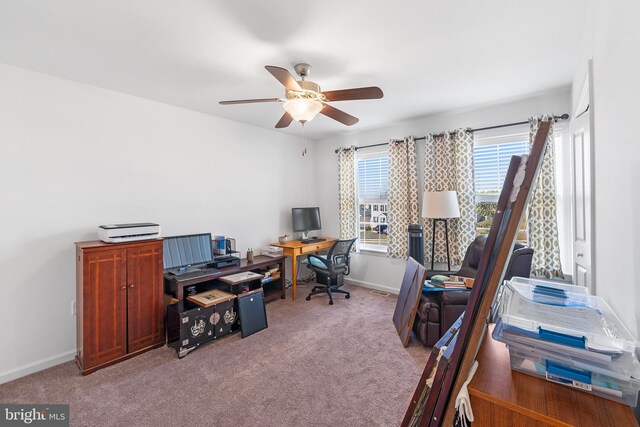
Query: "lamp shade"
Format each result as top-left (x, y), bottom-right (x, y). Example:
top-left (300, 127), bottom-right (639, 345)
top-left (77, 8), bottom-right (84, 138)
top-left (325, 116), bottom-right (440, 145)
top-left (283, 98), bottom-right (323, 123)
top-left (422, 191), bottom-right (460, 219)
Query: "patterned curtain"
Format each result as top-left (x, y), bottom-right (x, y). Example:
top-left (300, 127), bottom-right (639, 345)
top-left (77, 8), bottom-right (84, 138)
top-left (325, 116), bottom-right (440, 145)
top-left (423, 129), bottom-right (475, 266)
top-left (387, 137), bottom-right (419, 258)
top-left (338, 146), bottom-right (357, 241)
top-left (528, 117), bottom-right (564, 278)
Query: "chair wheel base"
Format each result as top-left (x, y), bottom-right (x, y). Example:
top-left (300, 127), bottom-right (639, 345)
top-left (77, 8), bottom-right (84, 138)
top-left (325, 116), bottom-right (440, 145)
top-left (306, 296), bottom-right (311, 301)
top-left (345, 294), bottom-right (350, 299)
top-left (329, 300), bottom-right (334, 305)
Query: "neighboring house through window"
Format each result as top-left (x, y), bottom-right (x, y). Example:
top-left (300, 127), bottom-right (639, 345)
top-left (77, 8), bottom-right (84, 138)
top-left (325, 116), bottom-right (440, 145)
top-left (357, 151), bottom-right (388, 251)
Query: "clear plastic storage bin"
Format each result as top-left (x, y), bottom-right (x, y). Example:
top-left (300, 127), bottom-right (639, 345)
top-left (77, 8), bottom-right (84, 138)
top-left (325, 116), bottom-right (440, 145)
top-left (494, 320), bottom-right (640, 378)
top-left (506, 339), bottom-right (640, 382)
top-left (494, 280), bottom-right (638, 356)
top-left (508, 345), bottom-right (640, 406)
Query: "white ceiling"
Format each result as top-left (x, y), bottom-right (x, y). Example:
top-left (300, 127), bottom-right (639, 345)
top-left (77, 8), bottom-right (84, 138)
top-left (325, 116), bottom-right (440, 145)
top-left (0, 0), bottom-right (589, 140)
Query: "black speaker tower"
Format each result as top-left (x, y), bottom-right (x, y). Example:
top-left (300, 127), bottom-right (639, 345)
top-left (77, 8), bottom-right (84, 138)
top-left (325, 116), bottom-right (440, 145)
top-left (407, 224), bottom-right (424, 265)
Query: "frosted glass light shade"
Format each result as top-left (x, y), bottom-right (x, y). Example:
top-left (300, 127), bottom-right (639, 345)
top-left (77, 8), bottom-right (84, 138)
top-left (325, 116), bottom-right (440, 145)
top-left (283, 98), bottom-right (323, 123)
top-left (422, 191), bottom-right (460, 219)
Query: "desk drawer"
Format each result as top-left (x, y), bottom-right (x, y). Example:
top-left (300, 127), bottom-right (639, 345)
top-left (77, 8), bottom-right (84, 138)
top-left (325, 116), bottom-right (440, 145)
top-left (300, 243), bottom-right (330, 254)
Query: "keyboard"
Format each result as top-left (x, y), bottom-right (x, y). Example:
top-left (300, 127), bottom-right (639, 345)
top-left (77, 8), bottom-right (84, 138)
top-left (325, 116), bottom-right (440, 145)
top-left (171, 268), bottom-right (220, 280)
top-left (301, 238), bottom-right (326, 244)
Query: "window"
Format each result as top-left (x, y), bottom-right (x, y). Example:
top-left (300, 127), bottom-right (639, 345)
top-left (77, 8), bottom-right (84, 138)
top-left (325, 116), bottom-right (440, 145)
top-left (357, 152), bottom-right (388, 251)
top-left (473, 128), bottom-right (530, 244)
top-left (474, 125), bottom-right (569, 271)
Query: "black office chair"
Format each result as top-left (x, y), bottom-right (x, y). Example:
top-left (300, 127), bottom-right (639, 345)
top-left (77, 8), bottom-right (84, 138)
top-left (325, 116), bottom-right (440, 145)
top-left (305, 238), bottom-right (357, 305)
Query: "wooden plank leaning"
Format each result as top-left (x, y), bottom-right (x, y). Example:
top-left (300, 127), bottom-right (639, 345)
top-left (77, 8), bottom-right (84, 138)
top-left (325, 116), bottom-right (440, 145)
top-left (402, 314), bottom-right (464, 427)
top-left (403, 146), bottom-right (521, 427)
top-left (402, 120), bottom-right (551, 427)
top-left (393, 257), bottom-right (429, 347)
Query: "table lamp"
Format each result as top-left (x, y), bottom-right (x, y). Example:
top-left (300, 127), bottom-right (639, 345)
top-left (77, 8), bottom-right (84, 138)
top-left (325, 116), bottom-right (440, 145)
top-left (422, 190), bottom-right (460, 271)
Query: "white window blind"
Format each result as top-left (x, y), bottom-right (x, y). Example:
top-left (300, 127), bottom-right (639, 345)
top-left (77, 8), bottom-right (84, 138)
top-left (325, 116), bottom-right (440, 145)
top-left (474, 139), bottom-right (529, 195)
top-left (358, 157), bottom-right (388, 200)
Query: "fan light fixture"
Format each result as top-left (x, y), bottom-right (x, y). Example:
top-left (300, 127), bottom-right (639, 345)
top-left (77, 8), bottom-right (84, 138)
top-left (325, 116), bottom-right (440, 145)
top-left (283, 98), bottom-right (323, 124)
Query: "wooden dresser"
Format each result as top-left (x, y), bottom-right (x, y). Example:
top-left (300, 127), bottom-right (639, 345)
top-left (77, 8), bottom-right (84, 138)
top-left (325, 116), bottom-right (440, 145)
top-left (75, 239), bottom-right (164, 375)
top-left (468, 326), bottom-right (638, 426)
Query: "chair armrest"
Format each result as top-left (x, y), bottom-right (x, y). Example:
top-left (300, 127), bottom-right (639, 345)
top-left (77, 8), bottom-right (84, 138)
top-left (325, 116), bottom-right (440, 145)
top-left (332, 254), bottom-right (352, 275)
top-left (332, 254), bottom-right (347, 266)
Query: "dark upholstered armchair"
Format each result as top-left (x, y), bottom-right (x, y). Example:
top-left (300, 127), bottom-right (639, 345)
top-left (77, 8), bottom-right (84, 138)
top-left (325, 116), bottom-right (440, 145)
top-left (455, 236), bottom-right (534, 282)
top-left (414, 236), bottom-right (534, 347)
top-left (306, 238), bottom-right (357, 305)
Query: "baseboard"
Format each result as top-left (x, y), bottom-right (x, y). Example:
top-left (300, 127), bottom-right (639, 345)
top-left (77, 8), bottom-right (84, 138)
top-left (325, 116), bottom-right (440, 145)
top-left (0, 350), bottom-right (76, 385)
top-left (344, 278), bottom-right (399, 295)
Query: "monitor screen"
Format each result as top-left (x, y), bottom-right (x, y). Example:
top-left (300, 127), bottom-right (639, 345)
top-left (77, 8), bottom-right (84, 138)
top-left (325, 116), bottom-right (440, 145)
top-left (292, 207), bottom-right (322, 232)
top-left (163, 233), bottom-right (213, 270)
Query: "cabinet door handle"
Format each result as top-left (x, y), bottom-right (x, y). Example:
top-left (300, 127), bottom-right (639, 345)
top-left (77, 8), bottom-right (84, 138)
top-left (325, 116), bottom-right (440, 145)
top-left (129, 284), bottom-right (135, 288)
top-left (576, 252), bottom-right (584, 258)
top-left (121, 285), bottom-right (127, 290)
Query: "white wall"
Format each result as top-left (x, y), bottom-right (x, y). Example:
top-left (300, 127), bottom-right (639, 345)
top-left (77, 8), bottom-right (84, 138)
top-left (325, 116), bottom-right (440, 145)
top-left (572, 1), bottom-right (640, 340)
top-left (0, 63), bottom-right (317, 383)
top-left (315, 89), bottom-right (571, 294)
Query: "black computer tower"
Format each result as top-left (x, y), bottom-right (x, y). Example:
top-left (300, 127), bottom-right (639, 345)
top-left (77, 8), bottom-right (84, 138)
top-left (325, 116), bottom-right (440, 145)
top-left (316, 272), bottom-right (344, 287)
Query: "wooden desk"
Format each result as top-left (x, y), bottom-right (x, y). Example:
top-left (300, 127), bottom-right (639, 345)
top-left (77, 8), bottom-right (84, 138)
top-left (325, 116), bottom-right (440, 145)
top-left (271, 238), bottom-right (336, 300)
top-left (468, 326), bottom-right (638, 426)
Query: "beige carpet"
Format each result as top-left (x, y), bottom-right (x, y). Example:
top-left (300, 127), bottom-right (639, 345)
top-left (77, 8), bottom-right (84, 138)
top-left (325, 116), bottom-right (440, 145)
top-left (0, 284), bottom-right (429, 426)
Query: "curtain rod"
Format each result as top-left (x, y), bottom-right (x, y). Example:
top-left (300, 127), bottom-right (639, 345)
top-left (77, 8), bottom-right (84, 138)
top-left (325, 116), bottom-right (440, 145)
top-left (334, 113), bottom-right (569, 153)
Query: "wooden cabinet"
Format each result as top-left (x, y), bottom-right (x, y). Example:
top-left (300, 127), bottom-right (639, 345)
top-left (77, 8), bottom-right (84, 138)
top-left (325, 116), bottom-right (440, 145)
top-left (76, 239), bottom-right (164, 375)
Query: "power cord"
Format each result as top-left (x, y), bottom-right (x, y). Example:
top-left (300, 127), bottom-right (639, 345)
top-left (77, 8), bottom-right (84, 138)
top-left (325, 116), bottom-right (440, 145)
top-left (284, 270), bottom-right (316, 289)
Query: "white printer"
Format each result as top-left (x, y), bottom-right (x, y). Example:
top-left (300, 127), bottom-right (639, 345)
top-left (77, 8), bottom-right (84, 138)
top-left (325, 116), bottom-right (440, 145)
top-left (98, 223), bottom-right (161, 243)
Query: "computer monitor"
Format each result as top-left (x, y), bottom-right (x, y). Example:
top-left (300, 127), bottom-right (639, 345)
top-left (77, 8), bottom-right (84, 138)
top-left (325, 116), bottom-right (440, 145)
top-left (163, 233), bottom-right (213, 274)
top-left (292, 207), bottom-right (321, 239)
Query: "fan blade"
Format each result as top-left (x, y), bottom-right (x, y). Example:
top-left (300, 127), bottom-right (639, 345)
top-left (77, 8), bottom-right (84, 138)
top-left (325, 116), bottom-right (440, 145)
top-left (265, 66), bottom-right (302, 91)
top-left (322, 86), bottom-right (383, 102)
top-left (219, 98), bottom-right (281, 105)
top-left (320, 104), bottom-right (359, 126)
top-left (275, 112), bottom-right (294, 128)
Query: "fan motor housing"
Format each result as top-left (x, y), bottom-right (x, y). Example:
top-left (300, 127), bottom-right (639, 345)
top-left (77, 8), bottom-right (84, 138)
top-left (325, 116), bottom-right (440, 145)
top-left (286, 80), bottom-right (325, 101)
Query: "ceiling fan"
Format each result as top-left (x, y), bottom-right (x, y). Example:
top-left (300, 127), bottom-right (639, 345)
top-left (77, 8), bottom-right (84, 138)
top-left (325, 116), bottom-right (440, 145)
top-left (219, 63), bottom-right (384, 128)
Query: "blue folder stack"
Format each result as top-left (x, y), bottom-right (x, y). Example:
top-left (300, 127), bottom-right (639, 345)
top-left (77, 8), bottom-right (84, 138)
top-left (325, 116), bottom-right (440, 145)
top-left (492, 277), bottom-right (640, 406)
